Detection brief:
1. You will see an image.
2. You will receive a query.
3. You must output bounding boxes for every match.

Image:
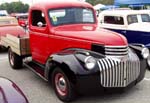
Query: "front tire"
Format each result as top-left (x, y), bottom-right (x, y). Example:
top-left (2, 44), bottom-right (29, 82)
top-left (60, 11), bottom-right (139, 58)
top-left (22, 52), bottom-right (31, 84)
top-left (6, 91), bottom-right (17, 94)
top-left (8, 48), bottom-right (23, 69)
top-left (51, 67), bottom-right (76, 102)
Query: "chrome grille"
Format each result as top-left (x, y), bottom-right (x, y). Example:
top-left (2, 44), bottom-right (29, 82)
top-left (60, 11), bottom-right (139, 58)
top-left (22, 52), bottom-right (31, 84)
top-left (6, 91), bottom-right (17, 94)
top-left (98, 48), bottom-right (140, 87)
top-left (98, 58), bottom-right (140, 87)
top-left (105, 46), bottom-right (128, 56)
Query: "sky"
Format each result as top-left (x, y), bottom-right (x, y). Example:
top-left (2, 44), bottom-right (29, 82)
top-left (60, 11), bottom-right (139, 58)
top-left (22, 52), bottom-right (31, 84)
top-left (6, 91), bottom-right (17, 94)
top-left (0, 0), bottom-right (86, 5)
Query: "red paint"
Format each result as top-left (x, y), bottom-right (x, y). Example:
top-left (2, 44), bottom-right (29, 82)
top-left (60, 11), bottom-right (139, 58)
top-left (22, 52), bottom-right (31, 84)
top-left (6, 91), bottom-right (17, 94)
top-left (17, 14), bottom-right (28, 27)
top-left (11, 13), bottom-right (28, 27)
top-left (28, 1), bottom-right (128, 64)
top-left (0, 26), bottom-right (26, 46)
top-left (0, 16), bottom-right (27, 46)
top-left (0, 26), bottom-right (26, 37)
top-left (18, 19), bottom-right (27, 27)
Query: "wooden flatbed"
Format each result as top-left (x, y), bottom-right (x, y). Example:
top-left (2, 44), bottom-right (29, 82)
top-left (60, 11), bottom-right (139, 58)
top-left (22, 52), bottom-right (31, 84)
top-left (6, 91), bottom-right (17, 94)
top-left (1, 34), bottom-right (31, 56)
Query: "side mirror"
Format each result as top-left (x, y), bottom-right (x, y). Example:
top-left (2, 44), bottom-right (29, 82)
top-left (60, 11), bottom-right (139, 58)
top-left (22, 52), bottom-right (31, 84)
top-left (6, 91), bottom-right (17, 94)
top-left (37, 22), bottom-right (44, 27)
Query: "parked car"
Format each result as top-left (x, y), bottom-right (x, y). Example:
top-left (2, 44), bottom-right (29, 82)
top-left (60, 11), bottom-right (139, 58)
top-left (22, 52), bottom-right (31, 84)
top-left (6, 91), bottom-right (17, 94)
top-left (0, 10), bottom-right (8, 16)
top-left (98, 9), bottom-right (150, 67)
top-left (0, 77), bottom-right (28, 103)
top-left (0, 16), bottom-right (26, 50)
top-left (11, 13), bottom-right (28, 27)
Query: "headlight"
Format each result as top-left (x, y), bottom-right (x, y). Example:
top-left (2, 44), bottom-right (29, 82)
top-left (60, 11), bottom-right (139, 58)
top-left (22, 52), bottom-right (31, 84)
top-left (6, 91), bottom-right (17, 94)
top-left (84, 56), bottom-right (96, 70)
top-left (141, 48), bottom-right (149, 59)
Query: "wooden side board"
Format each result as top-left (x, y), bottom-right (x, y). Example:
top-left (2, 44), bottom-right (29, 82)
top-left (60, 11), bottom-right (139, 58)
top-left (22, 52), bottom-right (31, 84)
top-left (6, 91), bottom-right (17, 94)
top-left (1, 34), bottom-right (31, 56)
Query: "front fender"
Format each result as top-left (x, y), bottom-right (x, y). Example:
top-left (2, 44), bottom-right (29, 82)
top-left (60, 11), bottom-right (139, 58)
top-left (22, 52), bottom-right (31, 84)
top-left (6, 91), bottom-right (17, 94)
top-left (129, 43), bottom-right (149, 59)
top-left (44, 48), bottom-right (104, 82)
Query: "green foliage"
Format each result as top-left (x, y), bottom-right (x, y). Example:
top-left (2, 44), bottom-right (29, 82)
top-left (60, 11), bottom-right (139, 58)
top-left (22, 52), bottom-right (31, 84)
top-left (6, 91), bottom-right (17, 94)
top-left (86, 0), bottom-right (114, 5)
top-left (0, 0), bottom-right (114, 13)
top-left (0, 1), bottom-right (29, 13)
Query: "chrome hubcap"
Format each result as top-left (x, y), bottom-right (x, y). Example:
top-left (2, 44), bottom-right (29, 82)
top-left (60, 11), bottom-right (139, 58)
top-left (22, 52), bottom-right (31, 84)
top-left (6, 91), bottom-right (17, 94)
top-left (55, 73), bottom-right (67, 96)
top-left (9, 51), bottom-right (14, 66)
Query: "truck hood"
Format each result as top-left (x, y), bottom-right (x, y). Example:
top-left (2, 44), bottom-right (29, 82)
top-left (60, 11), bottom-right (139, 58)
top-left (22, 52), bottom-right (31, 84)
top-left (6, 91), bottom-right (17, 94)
top-left (128, 22), bottom-right (150, 32)
top-left (0, 26), bottom-right (26, 37)
top-left (52, 25), bottom-right (128, 46)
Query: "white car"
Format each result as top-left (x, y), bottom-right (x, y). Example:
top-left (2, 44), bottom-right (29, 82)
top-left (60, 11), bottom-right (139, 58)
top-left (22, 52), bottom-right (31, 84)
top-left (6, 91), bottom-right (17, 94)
top-left (98, 9), bottom-right (150, 67)
top-left (98, 9), bottom-right (150, 48)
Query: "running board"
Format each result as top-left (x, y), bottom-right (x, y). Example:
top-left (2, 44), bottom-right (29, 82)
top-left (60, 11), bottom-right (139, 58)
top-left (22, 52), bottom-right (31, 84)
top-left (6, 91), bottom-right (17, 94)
top-left (24, 61), bottom-right (48, 82)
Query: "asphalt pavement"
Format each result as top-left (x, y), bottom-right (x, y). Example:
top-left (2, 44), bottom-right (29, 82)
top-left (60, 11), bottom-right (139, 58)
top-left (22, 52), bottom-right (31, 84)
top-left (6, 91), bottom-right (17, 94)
top-left (0, 52), bottom-right (150, 103)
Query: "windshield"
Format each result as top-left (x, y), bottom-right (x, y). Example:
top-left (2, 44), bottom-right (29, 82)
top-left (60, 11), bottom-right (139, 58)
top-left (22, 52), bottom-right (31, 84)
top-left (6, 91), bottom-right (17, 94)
top-left (48, 7), bottom-right (95, 26)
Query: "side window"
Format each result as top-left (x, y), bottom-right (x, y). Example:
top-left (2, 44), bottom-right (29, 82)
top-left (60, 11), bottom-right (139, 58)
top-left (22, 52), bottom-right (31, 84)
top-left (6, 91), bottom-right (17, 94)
top-left (31, 10), bottom-right (46, 27)
top-left (127, 15), bottom-right (138, 25)
top-left (141, 14), bottom-right (150, 22)
top-left (104, 16), bottom-right (124, 25)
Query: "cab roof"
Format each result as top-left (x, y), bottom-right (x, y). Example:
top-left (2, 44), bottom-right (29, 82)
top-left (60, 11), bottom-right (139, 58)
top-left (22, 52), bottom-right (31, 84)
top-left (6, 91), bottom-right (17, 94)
top-left (30, 1), bottom-right (93, 10)
top-left (99, 9), bottom-right (150, 16)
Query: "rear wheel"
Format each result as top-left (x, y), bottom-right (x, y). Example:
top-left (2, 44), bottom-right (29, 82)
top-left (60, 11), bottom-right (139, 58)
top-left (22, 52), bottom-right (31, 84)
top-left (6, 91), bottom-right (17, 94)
top-left (0, 46), bottom-right (7, 52)
top-left (8, 48), bottom-right (23, 69)
top-left (51, 67), bottom-right (76, 102)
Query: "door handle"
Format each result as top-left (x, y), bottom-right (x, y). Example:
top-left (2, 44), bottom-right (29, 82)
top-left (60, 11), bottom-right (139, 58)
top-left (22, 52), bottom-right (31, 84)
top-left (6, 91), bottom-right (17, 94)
top-left (121, 30), bottom-right (126, 34)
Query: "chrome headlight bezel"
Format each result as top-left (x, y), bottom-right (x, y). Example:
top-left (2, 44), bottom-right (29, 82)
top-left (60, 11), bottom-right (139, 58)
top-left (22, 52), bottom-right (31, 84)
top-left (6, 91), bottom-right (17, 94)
top-left (141, 48), bottom-right (149, 59)
top-left (84, 56), bottom-right (96, 70)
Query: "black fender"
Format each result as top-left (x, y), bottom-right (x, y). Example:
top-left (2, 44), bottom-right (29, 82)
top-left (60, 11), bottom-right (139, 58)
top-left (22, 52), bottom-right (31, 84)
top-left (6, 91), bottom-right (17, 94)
top-left (129, 43), bottom-right (148, 59)
top-left (44, 48), bottom-right (105, 84)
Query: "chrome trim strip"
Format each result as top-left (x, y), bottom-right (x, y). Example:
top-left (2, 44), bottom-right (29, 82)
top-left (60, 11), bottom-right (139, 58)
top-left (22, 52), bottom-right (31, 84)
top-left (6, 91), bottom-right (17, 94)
top-left (105, 51), bottom-right (128, 55)
top-left (105, 45), bottom-right (128, 48)
top-left (105, 48), bottom-right (128, 51)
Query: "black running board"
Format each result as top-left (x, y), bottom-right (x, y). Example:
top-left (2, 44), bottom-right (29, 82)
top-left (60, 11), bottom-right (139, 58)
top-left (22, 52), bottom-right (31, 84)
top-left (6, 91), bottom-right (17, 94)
top-left (24, 61), bottom-right (48, 81)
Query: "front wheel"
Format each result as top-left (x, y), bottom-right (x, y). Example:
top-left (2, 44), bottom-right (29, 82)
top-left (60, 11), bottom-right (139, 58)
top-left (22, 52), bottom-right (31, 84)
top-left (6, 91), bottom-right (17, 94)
top-left (51, 67), bottom-right (76, 102)
top-left (8, 48), bottom-right (23, 69)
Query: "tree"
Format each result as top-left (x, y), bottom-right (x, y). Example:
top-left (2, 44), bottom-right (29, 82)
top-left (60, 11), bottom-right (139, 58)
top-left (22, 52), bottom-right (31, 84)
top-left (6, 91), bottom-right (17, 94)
top-left (0, 1), bottom-right (29, 13)
top-left (86, 0), bottom-right (114, 5)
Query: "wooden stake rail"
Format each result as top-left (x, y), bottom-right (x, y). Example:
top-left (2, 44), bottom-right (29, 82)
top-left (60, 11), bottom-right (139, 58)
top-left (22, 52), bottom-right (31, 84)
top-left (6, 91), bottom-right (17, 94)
top-left (1, 34), bottom-right (31, 56)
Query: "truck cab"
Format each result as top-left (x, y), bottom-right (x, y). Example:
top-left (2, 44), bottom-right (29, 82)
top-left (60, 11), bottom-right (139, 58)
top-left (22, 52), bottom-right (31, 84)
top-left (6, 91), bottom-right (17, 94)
top-left (2, 1), bottom-right (149, 102)
top-left (29, 2), bottom-right (128, 64)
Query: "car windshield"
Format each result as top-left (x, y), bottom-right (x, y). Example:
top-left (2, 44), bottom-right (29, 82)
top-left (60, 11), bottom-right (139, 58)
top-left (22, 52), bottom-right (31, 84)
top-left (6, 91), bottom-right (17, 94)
top-left (48, 7), bottom-right (95, 26)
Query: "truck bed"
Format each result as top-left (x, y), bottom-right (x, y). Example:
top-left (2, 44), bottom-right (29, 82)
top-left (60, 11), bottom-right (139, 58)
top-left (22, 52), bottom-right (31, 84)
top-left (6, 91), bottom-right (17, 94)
top-left (1, 34), bottom-right (31, 56)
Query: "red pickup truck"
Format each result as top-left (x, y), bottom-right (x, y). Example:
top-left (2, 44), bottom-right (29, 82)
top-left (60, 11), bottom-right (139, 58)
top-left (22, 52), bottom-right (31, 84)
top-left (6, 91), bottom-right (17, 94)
top-left (1, 1), bottom-right (149, 102)
top-left (11, 13), bottom-right (28, 27)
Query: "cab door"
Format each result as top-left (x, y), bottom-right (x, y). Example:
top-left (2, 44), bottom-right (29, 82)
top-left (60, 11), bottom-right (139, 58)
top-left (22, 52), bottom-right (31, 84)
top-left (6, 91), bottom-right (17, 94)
top-left (29, 10), bottom-right (49, 64)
